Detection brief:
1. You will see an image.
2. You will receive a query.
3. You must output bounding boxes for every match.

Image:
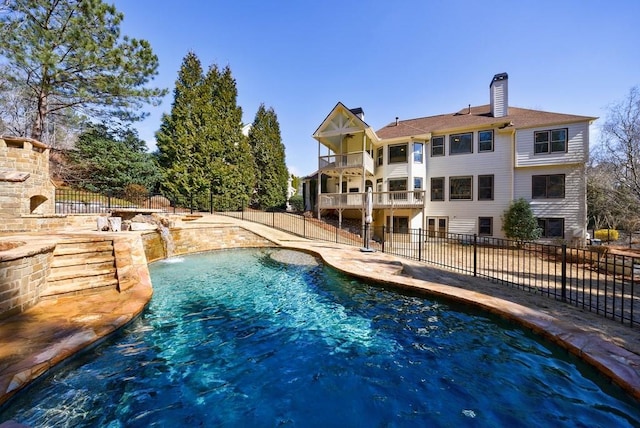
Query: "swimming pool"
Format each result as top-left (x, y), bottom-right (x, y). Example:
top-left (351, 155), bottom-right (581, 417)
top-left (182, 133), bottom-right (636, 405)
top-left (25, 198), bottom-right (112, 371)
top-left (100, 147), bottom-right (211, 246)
top-left (1, 248), bottom-right (639, 426)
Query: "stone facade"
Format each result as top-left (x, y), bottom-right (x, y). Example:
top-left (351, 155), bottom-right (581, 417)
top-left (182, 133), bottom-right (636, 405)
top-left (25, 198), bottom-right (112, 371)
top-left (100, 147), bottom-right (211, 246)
top-left (0, 136), bottom-right (55, 219)
top-left (0, 242), bottom-right (55, 319)
top-left (142, 225), bottom-right (274, 263)
top-left (0, 223), bottom-right (274, 318)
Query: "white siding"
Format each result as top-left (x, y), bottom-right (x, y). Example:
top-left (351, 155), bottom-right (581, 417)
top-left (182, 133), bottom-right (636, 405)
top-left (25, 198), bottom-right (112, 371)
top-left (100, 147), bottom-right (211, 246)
top-left (424, 130), bottom-right (513, 237)
top-left (515, 122), bottom-right (589, 167)
top-left (490, 79), bottom-right (508, 118)
top-left (514, 165), bottom-right (587, 239)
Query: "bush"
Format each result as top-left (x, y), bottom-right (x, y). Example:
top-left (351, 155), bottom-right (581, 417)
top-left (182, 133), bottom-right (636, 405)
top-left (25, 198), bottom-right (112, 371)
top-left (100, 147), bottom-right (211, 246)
top-left (594, 229), bottom-right (619, 241)
top-left (123, 184), bottom-right (148, 201)
top-left (501, 198), bottom-right (541, 244)
top-left (288, 195), bottom-right (304, 212)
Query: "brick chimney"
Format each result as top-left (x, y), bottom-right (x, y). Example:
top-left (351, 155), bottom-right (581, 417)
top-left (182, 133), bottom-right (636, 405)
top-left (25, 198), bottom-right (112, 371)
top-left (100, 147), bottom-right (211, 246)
top-left (490, 73), bottom-right (508, 118)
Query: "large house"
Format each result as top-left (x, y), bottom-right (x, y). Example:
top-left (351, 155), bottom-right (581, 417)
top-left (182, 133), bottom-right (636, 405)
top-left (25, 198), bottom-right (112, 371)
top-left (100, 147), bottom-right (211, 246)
top-left (306, 73), bottom-right (596, 242)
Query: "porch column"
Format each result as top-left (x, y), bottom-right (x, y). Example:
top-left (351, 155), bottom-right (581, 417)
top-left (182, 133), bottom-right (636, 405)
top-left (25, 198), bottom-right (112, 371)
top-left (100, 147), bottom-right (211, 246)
top-left (317, 140), bottom-right (321, 220)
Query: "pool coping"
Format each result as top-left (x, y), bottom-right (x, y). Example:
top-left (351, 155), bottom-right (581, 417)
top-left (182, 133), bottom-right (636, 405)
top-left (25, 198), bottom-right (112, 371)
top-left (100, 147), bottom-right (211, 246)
top-left (0, 216), bottom-right (638, 414)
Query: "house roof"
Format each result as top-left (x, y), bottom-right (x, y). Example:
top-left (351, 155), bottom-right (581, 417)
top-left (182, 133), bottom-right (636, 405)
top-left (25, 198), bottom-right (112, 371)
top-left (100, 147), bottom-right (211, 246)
top-left (376, 105), bottom-right (597, 140)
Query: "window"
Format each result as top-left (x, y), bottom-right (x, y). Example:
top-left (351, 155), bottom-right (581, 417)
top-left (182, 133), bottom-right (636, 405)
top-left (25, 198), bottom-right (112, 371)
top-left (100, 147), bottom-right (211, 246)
top-left (538, 218), bottom-right (564, 238)
top-left (534, 128), bottom-right (567, 154)
top-left (431, 177), bottom-right (444, 201)
top-left (478, 175), bottom-right (494, 200)
top-left (413, 142), bottom-right (423, 163)
top-left (478, 130), bottom-right (494, 152)
top-left (431, 136), bottom-right (444, 157)
top-left (479, 217), bottom-right (493, 236)
top-left (388, 143), bottom-right (408, 163)
top-left (532, 174), bottom-right (565, 199)
top-left (414, 177), bottom-right (423, 190)
top-left (449, 132), bottom-right (473, 155)
top-left (450, 176), bottom-right (472, 200)
top-left (414, 177), bottom-right (423, 201)
top-left (377, 147), bottom-right (383, 166)
top-left (387, 216), bottom-right (409, 233)
top-left (389, 178), bottom-right (408, 200)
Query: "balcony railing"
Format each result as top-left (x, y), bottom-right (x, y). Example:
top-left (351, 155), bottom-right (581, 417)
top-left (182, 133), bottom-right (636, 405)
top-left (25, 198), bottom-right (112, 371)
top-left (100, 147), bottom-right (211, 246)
top-left (319, 191), bottom-right (425, 210)
top-left (318, 151), bottom-right (374, 175)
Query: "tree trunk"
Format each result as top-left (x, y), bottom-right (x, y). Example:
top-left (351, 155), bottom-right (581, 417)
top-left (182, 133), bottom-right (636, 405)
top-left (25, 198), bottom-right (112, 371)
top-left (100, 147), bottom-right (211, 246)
top-left (31, 91), bottom-right (47, 141)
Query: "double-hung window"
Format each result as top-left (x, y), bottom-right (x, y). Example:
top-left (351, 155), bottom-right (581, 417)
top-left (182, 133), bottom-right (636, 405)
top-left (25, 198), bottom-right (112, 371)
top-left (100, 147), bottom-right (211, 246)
top-left (478, 217), bottom-right (493, 236)
top-left (389, 178), bottom-right (408, 200)
top-left (478, 175), bottom-right (494, 200)
top-left (431, 136), bottom-right (444, 157)
top-left (537, 218), bottom-right (564, 238)
top-left (449, 132), bottom-right (473, 155)
top-left (478, 130), bottom-right (494, 152)
top-left (376, 147), bottom-right (383, 166)
top-left (532, 174), bottom-right (565, 199)
top-left (534, 129), bottom-right (567, 154)
top-left (413, 142), bottom-right (423, 163)
top-left (449, 176), bottom-right (472, 200)
top-left (388, 144), bottom-right (408, 163)
top-left (431, 177), bottom-right (444, 201)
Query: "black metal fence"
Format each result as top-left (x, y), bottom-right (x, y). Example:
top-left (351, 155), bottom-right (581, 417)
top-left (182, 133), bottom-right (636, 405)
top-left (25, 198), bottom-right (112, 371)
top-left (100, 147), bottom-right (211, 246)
top-left (219, 208), bottom-right (639, 329)
top-left (53, 187), bottom-right (638, 328)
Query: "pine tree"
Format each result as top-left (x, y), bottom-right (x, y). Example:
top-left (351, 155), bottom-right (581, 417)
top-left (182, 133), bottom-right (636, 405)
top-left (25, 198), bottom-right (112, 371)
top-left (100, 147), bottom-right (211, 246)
top-left (69, 124), bottom-right (160, 194)
top-left (248, 104), bottom-right (289, 209)
top-left (0, 0), bottom-right (166, 140)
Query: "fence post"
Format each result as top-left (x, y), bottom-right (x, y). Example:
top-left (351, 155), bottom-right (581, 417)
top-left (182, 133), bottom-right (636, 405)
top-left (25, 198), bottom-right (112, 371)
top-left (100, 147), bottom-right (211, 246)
top-left (382, 225), bottom-right (385, 253)
top-left (561, 243), bottom-right (567, 302)
top-left (473, 234), bottom-right (478, 277)
top-left (418, 228), bottom-right (422, 262)
top-left (209, 188), bottom-right (213, 214)
top-left (303, 215), bottom-right (306, 238)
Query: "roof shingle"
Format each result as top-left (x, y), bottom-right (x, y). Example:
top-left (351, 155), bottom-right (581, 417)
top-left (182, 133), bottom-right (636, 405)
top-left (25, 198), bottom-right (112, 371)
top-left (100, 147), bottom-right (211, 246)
top-left (376, 105), bottom-right (597, 140)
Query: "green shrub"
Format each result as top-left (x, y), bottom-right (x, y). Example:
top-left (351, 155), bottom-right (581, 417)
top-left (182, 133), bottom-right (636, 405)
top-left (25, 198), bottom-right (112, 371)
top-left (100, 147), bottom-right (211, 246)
top-left (289, 195), bottom-right (304, 212)
top-left (594, 229), bottom-right (619, 241)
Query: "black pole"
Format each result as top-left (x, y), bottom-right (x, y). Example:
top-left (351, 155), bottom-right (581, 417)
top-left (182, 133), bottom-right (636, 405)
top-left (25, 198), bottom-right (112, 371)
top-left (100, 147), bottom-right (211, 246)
top-left (561, 244), bottom-right (567, 302)
top-left (382, 225), bottom-right (386, 253)
top-left (473, 234), bottom-right (478, 277)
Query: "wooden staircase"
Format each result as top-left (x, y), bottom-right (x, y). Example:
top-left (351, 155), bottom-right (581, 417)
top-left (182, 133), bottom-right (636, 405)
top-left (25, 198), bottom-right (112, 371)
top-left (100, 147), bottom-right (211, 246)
top-left (42, 239), bottom-right (118, 298)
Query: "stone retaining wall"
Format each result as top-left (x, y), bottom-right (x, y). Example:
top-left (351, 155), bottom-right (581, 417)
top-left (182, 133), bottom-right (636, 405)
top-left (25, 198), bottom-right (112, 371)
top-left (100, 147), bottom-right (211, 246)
top-left (0, 224), bottom-right (274, 318)
top-left (142, 225), bottom-right (274, 262)
top-left (0, 242), bottom-right (55, 319)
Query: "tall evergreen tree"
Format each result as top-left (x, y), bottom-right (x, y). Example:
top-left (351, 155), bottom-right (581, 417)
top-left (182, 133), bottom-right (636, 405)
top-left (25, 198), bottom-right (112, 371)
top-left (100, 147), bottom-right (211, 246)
top-left (156, 52), bottom-right (208, 203)
top-left (248, 104), bottom-right (289, 208)
top-left (0, 0), bottom-right (166, 140)
top-left (68, 123), bottom-right (161, 194)
top-left (156, 53), bottom-right (254, 210)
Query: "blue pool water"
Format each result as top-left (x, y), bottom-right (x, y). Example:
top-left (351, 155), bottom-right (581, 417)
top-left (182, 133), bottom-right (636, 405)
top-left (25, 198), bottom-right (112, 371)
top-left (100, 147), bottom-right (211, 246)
top-left (1, 248), bottom-right (639, 427)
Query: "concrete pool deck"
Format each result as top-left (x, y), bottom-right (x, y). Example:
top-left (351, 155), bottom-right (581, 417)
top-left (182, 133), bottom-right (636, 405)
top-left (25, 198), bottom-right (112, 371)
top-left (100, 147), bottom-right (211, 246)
top-left (0, 214), bottom-right (639, 413)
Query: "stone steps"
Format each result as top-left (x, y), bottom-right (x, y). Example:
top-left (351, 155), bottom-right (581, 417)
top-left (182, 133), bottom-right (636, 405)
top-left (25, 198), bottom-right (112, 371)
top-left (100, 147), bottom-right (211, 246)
top-left (42, 239), bottom-right (118, 298)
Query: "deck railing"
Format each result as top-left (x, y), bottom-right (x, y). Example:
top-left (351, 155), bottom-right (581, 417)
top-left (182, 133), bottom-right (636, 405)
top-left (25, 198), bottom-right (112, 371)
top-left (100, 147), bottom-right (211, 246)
top-left (318, 151), bottom-right (374, 174)
top-left (319, 191), bottom-right (425, 209)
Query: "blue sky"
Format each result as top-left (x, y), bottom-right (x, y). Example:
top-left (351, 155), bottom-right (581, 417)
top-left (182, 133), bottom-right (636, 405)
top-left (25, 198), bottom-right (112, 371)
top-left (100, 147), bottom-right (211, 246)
top-left (112, 0), bottom-right (640, 176)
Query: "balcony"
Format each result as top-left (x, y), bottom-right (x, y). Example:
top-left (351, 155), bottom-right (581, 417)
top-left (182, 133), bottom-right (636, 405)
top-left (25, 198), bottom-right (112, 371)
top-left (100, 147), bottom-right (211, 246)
top-left (319, 191), bottom-right (425, 210)
top-left (318, 151), bottom-right (374, 176)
